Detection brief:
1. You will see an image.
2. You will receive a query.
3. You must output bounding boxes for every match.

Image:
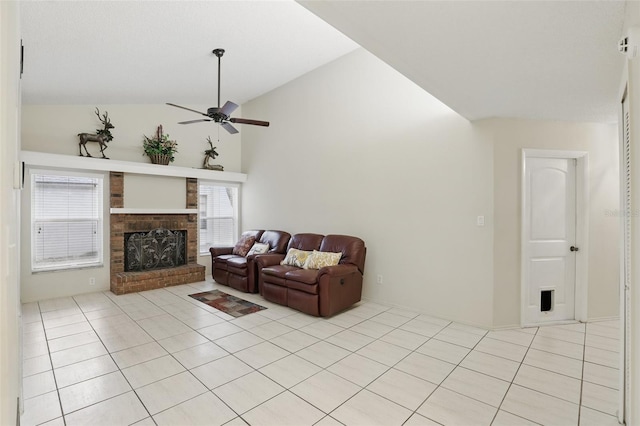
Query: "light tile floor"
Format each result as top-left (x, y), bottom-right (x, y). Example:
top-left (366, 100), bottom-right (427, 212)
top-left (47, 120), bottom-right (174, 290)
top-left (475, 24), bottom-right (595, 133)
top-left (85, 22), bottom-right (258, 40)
top-left (20, 280), bottom-right (621, 426)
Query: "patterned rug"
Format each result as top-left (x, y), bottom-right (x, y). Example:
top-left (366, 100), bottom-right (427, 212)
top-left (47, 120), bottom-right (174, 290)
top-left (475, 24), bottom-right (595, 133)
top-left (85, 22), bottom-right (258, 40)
top-left (188, 290), bottom-right (267, 317)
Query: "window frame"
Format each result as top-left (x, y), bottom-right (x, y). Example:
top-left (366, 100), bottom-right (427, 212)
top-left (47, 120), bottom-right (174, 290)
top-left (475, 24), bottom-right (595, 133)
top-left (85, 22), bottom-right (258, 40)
top-left (30, 168), bottom-right (105, 273)
top-left (198, 180), bottom-right (240, 255)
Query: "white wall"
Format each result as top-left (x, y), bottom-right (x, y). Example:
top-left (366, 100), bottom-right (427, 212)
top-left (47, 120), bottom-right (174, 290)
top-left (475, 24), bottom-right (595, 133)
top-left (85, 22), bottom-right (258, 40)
top-left (20, 104), bottom-right (244, 301)
top-left (482, 118), bottom-right (620, 328)
top-left (241, 48), bottom-right (620, 329)
top-left (124, 174), bottom-right (186, 209)
top-left (0, 1), bottom-right (22, 424)
top-left (241, 49), bottom-right (496, 328)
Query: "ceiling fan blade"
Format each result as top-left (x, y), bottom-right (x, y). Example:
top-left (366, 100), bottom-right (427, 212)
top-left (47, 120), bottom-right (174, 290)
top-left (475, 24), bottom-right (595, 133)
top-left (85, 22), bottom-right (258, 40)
top-left (166, 103), bottom-right (208, 116)
top-left (221, 122), bottom-right (239, 134)
top-left (178, 119), bottom-right (212, 125)
top-left (229, 117), bottom-right (270, 127)
top-left (220, 101), bottom-right (239, 116)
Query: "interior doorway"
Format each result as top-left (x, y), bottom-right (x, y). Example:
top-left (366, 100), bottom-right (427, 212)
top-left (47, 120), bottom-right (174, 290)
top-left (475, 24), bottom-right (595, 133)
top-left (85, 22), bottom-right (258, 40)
top-left (521, 149), bottom-right (589, 327)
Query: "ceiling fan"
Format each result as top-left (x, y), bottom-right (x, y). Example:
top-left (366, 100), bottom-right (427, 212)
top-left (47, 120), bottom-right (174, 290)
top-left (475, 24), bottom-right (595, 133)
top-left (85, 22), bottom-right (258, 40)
top-left (166, 48), bottom-right (269, 134)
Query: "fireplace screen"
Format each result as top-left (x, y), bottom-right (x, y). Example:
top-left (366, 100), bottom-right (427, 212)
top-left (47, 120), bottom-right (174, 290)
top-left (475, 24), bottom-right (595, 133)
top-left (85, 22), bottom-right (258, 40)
top-left (124, 228), bottom-right (186, 272)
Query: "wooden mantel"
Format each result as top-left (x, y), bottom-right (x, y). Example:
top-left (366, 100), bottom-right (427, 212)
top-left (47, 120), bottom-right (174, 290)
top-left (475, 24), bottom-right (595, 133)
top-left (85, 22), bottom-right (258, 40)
top-left (20, 150), bottom-right (247, 183)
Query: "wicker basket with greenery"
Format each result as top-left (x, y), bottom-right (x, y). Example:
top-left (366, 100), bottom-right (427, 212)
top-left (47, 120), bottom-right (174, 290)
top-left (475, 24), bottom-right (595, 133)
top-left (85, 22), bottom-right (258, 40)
top-left (143, 125), bottom-right (178, 164)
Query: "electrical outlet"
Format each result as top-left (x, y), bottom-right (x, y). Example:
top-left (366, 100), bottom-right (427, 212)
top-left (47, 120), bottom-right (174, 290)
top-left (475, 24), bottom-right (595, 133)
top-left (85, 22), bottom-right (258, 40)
top-left (477, 215), bottom-right (485, 227)
top-left (377, 275), bottom-right (383, 285)
top-left (89, 277), bottom-right (96, 286)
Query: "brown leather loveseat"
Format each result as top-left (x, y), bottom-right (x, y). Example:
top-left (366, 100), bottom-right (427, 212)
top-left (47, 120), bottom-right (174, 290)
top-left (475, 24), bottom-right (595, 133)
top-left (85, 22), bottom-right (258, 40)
top-left (210, 229), bottom-right (291, 293)
top-left (256, 233), bottom-right (366, 317)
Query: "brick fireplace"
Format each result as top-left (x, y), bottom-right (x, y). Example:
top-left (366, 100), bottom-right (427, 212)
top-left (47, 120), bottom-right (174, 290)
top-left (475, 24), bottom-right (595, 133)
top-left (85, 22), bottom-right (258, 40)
top-left (109, 172), bottom-right (205, 294)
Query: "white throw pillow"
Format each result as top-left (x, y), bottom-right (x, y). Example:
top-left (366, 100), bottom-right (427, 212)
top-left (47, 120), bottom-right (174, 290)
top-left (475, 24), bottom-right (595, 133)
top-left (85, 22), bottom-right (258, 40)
top-left (247, 242), bottom-right (270, 256)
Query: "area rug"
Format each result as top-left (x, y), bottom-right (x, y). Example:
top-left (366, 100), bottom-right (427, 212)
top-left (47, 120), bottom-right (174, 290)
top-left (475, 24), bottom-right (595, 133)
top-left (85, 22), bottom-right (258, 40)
top-left (188, 290), bottom-right (267, 317)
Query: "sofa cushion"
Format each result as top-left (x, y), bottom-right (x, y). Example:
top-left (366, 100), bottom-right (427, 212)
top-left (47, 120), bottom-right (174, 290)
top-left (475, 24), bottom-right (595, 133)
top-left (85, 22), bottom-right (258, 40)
top-left (226, 257), bottom-right (248, 269)
top-left (233, 235), bottom-right (256, 257)
top-left (303, 250), bottom-right (342, 270)
top-left (259, 230), bottom-right (291, 254)
top-left (288, 233), bottom-right (324, 251)
top-left (281, 248), bottom-right (312, 268)
top-left (263, 264), bottom-right (299, 279)
top-left (285, 268), bottom-right (319, 285)
top-left (320, 235), bottom-right (367, 273)
top-left (286, 279), bottom-right (319, 295)
top-left (213, 254), bottom-right (238, 268)
top-left (247, 242), bottom-right (269, 257)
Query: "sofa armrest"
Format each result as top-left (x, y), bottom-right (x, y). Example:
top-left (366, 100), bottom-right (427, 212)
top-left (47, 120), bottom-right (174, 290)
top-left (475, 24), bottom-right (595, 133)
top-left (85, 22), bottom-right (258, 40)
top-left (210, 247), bottom-right (233, 257)
top-left (318, 264), bottom-right (363, 317)
top-left (255, 253), bottom-right (286, 269)
top-left (318, 263), bottom-right (359, 278)
top-left (255, 253), bottom-right (286, 295)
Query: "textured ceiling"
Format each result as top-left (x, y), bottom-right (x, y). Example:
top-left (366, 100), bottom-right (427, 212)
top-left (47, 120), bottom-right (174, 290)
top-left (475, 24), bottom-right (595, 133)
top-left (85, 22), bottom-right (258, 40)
top-left (300, 0), bottom-right (626, 123)
top-left (20, 0), bottom-right (358, 106)
top-left (21, 1), bottom-right (626, 123)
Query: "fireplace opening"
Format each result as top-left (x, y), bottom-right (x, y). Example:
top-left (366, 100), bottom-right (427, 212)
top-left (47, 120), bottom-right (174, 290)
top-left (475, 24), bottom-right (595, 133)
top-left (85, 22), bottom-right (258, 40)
top-left (124, 228), bottom-right (186, 272)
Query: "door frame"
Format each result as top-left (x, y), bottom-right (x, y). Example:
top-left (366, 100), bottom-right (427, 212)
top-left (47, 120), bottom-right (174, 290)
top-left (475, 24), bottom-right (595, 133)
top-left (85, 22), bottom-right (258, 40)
top-left (520, 148), bottom-right (590, 327)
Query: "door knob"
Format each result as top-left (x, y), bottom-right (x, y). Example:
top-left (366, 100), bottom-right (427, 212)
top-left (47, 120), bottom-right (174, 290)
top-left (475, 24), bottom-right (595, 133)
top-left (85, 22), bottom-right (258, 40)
top-left (570, 246), bottom-right (579, 252)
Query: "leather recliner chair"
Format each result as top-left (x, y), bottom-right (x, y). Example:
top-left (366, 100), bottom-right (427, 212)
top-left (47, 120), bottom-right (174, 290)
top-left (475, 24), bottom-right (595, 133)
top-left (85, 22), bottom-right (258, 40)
top-left (257, 234), bottom-right (366, 317)
top-left (210, 230), bottom-right (291, 293)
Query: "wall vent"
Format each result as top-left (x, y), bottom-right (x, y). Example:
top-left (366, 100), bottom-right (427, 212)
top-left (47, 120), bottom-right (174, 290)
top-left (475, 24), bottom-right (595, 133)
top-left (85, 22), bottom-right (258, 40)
top-left (618, 27), bottom-right (640, 59)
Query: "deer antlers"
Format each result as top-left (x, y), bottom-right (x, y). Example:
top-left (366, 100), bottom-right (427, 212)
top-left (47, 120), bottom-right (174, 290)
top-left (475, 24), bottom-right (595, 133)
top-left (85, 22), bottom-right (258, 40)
top-left (95, 108), bottom-right (114, 129)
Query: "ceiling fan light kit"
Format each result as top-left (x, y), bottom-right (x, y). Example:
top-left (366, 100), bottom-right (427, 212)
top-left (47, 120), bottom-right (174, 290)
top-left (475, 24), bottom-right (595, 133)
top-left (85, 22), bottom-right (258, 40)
top-left (166, 48), bottom-right (269, 134)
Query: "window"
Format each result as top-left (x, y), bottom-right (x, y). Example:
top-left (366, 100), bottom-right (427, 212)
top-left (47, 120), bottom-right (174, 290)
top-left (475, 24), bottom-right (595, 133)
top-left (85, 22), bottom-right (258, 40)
top-left (31, 171), bottom-right (104, 272)
top-left (199, 182), bottom-right (238, 254)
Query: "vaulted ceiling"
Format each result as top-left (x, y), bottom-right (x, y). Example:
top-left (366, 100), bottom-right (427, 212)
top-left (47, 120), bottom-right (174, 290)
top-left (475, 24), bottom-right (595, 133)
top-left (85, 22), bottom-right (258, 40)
top-left (20, 1), bottom-right (358, 106)
top-left (301, 0), bottom-right (626, 122)
top-left (21, 1), bottom-right (626, 123)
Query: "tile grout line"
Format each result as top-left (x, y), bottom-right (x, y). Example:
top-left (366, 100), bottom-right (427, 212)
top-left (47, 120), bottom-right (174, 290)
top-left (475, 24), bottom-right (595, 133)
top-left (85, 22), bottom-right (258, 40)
top-left (489, 324), bottom-right (541, 425)
top-left (403, 323), bottom-right (488, 425)
top-left (577, 322), bottom-right (588, 426)
top-left (113, 287), bottom-right (246, 423)
top-left (105, 289), bottom-right (240, 423)
top-left (69, 295), bottom-right (155, 424)
top-left (37, 300), bottom-right (67, 426)
top-left (247, 306), bottom-right (409, 422)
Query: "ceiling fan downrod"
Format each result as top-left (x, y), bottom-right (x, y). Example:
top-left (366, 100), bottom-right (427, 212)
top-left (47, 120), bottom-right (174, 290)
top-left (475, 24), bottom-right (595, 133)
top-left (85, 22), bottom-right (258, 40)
top-left (212, 48), bottom-right (225, 109)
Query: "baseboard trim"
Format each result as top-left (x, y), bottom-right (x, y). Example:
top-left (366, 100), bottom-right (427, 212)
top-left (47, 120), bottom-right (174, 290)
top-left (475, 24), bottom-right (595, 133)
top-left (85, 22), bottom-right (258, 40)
top-left (587, 316), bottom-right (620, 323)
top-left (359, 297), bottom-right (620, 331)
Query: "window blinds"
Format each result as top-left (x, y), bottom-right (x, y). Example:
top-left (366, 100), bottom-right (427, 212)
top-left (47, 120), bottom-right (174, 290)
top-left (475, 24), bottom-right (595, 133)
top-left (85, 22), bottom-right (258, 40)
top-left (32, 173), bottom-right (103, 271)
top-left (198, 182), bottom-right (238, 253)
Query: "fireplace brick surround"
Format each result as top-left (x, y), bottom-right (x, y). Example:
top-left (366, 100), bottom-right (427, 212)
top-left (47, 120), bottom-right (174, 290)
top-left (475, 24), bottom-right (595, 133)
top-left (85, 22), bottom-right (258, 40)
top-left (109, 173), bottom-right (205, 294)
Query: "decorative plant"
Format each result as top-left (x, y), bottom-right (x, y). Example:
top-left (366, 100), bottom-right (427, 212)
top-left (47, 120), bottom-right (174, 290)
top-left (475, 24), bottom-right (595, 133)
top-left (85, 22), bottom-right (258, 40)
top-left (142, 125), bottom-right (178, 162)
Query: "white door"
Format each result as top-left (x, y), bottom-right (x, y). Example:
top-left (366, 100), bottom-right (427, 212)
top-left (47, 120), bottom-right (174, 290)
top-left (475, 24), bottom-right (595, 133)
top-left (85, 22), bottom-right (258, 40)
top-left (523, 157), bottom-right (577, 325)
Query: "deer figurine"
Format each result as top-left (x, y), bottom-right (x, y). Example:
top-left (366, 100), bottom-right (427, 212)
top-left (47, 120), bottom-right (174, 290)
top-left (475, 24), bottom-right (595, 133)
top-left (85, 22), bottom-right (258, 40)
top-left (203, 136), bottom-right (222, 170)
top-left (78, 108), bottom-right (114, 159)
